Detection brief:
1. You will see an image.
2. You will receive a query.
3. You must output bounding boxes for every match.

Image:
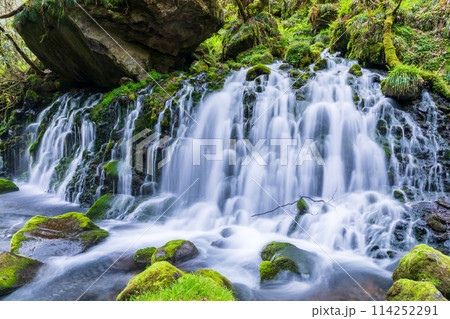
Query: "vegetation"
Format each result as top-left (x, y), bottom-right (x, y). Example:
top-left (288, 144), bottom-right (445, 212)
top-left (133, 247), bottom-right (156, 268)
top-left (0, 178), bottom-right (19, 194)
top-left (382, 64), bottom-right (424, 100)
top-left (386, 279), bottom-right (447, 301)
top-left (85, 194), bottom-right (114, 221)
top-left (0, 251), bottom-right (42, 295)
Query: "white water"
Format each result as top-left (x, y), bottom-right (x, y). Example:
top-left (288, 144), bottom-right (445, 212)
top-left (4, 54), bottom-right (447, 300)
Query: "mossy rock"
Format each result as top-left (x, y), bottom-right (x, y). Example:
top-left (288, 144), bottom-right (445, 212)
top-left (393, 190), bottom-right (406, 203)
top-left (86, 194), bottom-right (114, 221)
top-left (259, 261), bottom-right (280, 282)
top-left (246, 64), bottom-right (271, 81)
top-left (386, 279), bottom-right (447, 301)
top-left (273, 256), bottom-right (299, 274)
top-left (151, 240), bottom-right (199, 265)
top-left (314, 59), bottom-right (327, 71)
top-left (103, 160), bottom-right (119, 179)
top-left (297, 199), bottom-right (309, 214)
top-left (133, 247), bottom-right (157, 269)
top-left (0, 252), bottom-right (43, 296)
top-left (392, 244), bottom-right (450, 298)
top-left (284, 42), bottom-right (318, 69)
top-left (381, 64), bottom-right (425, 101)
top-left (260, 241), bottom-right (295, 261)
top-left (131, 273), bottom-right (235, 301)
top-left (116, 261), bottom-right (184, 301)
top-left (0, 179), bottom-right (19, 195)
top-left (195, 269), bottom-right (233, 290)
top-left (10, 212), bottom-right (109, 261)
top-left (349, 64), bottom-right (362, 76)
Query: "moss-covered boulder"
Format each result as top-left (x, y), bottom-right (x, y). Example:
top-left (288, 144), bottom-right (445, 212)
top-left (133, 247), bottom-right (157, 269)
top-left (0, 252), bottom-right (43, 296)
top-left (259, 241), bottom-right (316, 282)
top-left (246, 64), bottom-right (271, 81)
top-left (386, 279), bottom-right (447, 301)
top-left (381, 64), bottom-right (425, 101)
top-left (85, 194), bottom-right (114, 221)
top-left (151, 240), bottom-right (199, 265)
top-left (10, 213), bottom-right (109, 261)
top-left (392, 244), bottom-right (450, 298)
top-left (284, 42), bottom-right (318, 69)
top-left (132, 273), bottom-right (235, 301)
top-left (116, 261), bottom-right (184, 301)
top-left (195, 269), bottom-right (233, 290)
top-left (349, 64), bottom-right (362, 76)
top-left (0, 179), bottom-right (19, 194)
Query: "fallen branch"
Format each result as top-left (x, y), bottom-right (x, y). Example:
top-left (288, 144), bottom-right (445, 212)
top-left (251, 191), bottom-right (336, 218)
top-left (0, 3), bottom-right (26, 19)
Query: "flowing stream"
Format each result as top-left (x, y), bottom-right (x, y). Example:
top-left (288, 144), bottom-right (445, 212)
top-left (0, 54), bottom-right (447, 300)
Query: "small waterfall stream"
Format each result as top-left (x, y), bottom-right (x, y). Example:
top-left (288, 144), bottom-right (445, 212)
top-left (3, 54), bottom-right (447, 301)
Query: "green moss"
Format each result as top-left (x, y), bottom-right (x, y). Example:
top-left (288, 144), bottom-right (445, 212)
top-left (0, 252), bottom-right (42, 296)
top-left (116, 261), bottom-right (184, 301)
top-left (349, 64), bottom-right (362, 76)
top-left (10, 212), bottom-right (108, 253)
top-left (393, 190), bottom-right (406, 203)
top-left (0, 179), bottom-right (19, 194)
top-left (151, 239), bottom-right (198, 264)
top-left (131, 274), bottom-right (235, 301)
top-left (246, 64), bottom-right (271, 81)
top-left (284, 42), bottom-right (318, 69)
top-left (314, 59), bottom-right (327, 71)
top-left (133, 247), bottom-right (157, 268)
top-left (260, 241), bottom-right (295, 261)
top-left (393, 244), bottom-right (450, 298)
top-left (273, 256), bottom-right (299, 274)
top-left (386, 279), bottom-right (447, 301)
top-left (86, 194), bottom-right (114, 221)
top-left (296, 199), bottom-right (309, 215)
top-left (103, 160), bottom-right (119, 179)
top-left (195, 269), bottom-right (233, 290)
top-left (382, 64), bottom-right (424, 100)
top-left (259, 261), bottom-right (280, 282)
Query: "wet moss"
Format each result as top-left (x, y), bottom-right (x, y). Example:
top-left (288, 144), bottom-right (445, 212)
top-left (116, 261), bottom-right (184, 301)
top-left (86, 194), bottom-right (114, 221)
top-left (273, 256), bottom-right (299, 274)
top-left (195, 269), bottom-right (233, 290)
top-left (386, 279), bottom-right (447, 301)
top-left (246, 64), bottom-right (271, 81)
top-left (133, 247), bottom-right (157, 268)
top-left (392, 244), bottom-right (450, 298)
top-left (260, 241), bottom-right (295, 261)
top-left (0, 179), bottom-right (19, 194)
top-left (349, 64), bottom-right (362, 76)
top-left (151, 239), bottom-right (199, 264)
top-left (103, 160), bottom-right (119, 179)
top-left (284, 42), bottom-right (318, 69)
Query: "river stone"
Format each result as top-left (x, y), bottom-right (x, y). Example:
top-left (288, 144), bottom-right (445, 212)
top-left (133, 247), bottom-right (156, 269)
top-left (15, 0), bottom-right (224, 87)
top-left (0, 179), bottom-right (19, 194)
top-left (386, 279), bottom-right (447, 301)
top-left (151, 240), bottom-right (199, 265)
top-left (10, 213), bottom-right (109, 262)
top-left (392, 244), bottom-right (450, 299)
top-left (0, 252), bottom-right (43, 296)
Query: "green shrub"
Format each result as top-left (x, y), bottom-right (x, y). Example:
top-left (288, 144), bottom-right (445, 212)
top-left (284, 42), bottom-right (317, 68)
top-left (382, 64), bottom-right (424, 100)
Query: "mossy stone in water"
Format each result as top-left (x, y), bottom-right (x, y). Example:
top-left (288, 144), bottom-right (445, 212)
top-left (116, 261), bottom-right (184, 301)
top-left (151, 240), bottom-right (199, 265)
top-left (195, 269), bottom-right (233, 290)
top-left (260, 241), bottom-right (295, 261)
top-left (133, 247), bottom-right (157, 268)
top-left (103, 160), bottom-right (119, 179)
top-left (246, 64), bottom-right (271, 81)
top-left (86, 194), bottom-right (114, 221)
top-left (0, 252), bottom-right (43, 296)
top-left (349, 64), bottom-right (362, 76)
top-left (392, 244), bottom-right (450, 298)
top-left (259, 261), bottom-right (280, 282)
top-left (386, 279), bottom-right (447, 301)
top-left (0, 179), bottom-right (19, 194)
top-left (10, 212), bottom-right (109, 261)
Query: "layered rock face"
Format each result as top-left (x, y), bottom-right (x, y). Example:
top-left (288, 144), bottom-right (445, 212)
top-left (15, 0), bottom-right (223, 87)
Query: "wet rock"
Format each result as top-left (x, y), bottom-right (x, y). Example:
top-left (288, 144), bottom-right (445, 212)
top-left (349, 64), bottom-right (362, 76)
top-left (386, 279), bottom-right (447, 301)
top-left (246, 64), bottom-right (271, 81)
top-left (85, 194), bottom-right (114, 221)
top-left (151, 240), bottom-right (199, 265)
top-left (133, 247), bottom-right (156, 269)
top-left (0, 252), bottom-right (43, 296)
top-left (0, 179), bottom-right (19, 194)
top-left (10, 213), bottom-right (109, 261)
top-left (392, 244), bottom-right (450, 299)
top-left (195, 269), bottom-right (233, 290)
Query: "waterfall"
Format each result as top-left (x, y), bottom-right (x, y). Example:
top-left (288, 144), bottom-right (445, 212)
top-left (27, 93), bottom-right (101, 202)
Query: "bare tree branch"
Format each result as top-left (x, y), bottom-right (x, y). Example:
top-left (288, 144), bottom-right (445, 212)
top-left (0, 2), bottom-right (25, 19)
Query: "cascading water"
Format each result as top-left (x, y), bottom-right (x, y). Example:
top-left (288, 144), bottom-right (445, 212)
top-left (3, 53), bottom-right (447, 301)
top-left (27, 93), bottom-right (101, 202)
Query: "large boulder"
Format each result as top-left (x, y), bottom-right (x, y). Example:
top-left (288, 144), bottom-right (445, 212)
top-left (133, 247), bottom-right (156, 269)
top-left (151, 240), bottom-right (199, 265)
top-left (386, 279), bottom-right (447, 301)
top-left (14, 0), bottom-right (224, 87)
top-left (117, 261), bottom-right (184, 301)
top-left (0, 252), bottom-right (43, 296)
top-left (0, 179), bottom-right (19, 194)
top-left (392, 244), bottom-right (450, 299)
top-left (10, 213), bottom-right (109, 261)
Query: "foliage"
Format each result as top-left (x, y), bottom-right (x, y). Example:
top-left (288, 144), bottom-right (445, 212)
top-left (381, 64), bottom-right (424, 100)
top-left (0, 178), bottom-right (19, 193)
